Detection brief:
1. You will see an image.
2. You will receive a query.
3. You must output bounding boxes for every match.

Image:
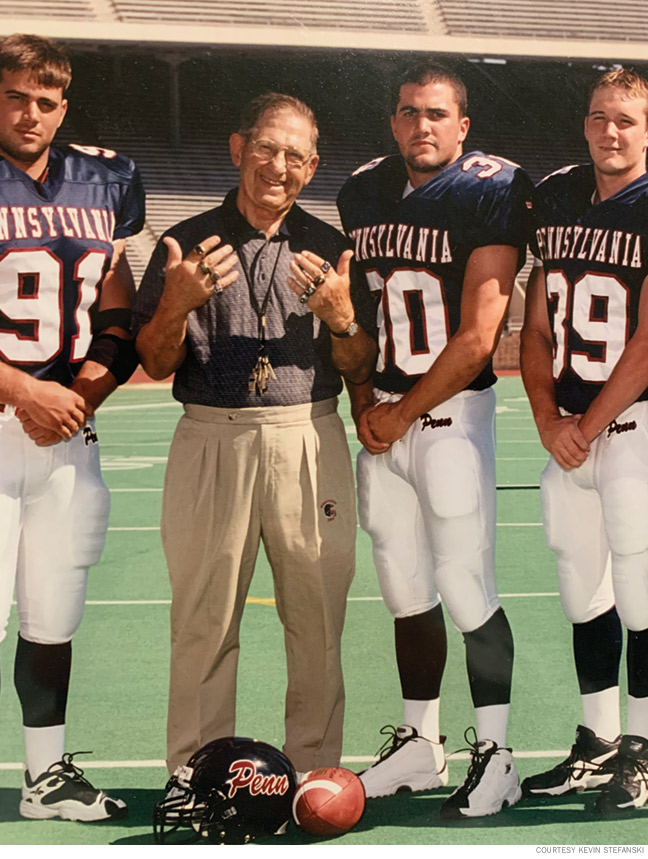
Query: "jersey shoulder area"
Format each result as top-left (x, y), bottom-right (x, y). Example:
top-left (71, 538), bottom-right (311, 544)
top-left (337, 154), bottom-right (406, 225)
top-left (429, 151), bottom-right (531, 198)
top-left (339, 153), bottom-right (405, 197)
top-left (536, 162), bottom-right (588, 191)
top-left (61, 143), bottom-right (139, 184)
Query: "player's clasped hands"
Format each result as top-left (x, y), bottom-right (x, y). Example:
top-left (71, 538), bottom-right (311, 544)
top-left (16, 379), bottom-right (89, 446)
top-left (355, 403), bottom-right (392, 456)
top-left (366, 400), bottom-right (412, 447)
top-left (162, 234), bottom-right (239, 314)
top-left (538, 413), bottom-right (590, 471)
top-left (287, 249), bottom-right (355, 331)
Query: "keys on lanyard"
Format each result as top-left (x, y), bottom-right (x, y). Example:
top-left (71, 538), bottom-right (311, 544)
top-left (248, 315), bottom-right (277, 395)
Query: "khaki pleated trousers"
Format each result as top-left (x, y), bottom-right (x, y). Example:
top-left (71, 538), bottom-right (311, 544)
top-left (161, 398), bottom-right (356, 774)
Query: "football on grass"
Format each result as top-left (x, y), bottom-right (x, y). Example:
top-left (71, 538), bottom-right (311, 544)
top-left (292, 767), bottom-right (365, 836)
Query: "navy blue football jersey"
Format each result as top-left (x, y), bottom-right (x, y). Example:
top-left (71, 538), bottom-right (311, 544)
top-left (337, 151), bottom-right (532, 393)
top-left (532, 164), bottom-right (648, 414)
top-left (0, 143), bottom-right (144, 386)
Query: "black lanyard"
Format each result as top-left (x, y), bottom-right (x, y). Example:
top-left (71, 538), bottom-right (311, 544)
top-left (235, 237), bottom-right (284, 394)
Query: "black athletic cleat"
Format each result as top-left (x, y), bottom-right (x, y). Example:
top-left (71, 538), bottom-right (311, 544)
top-left (20, 752), bottom-right (128, 821)
top-left (595, 734), bottom-right (648, 814)
top-left (521, 725), bottom-right (620, 797)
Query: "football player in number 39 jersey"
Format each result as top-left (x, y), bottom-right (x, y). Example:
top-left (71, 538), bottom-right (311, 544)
top-left (337, 61), bottom-right (533, 818)
top-left (521, 68), bottom-right (648, 814)
top-left (0, 34), bottom-right (143, 821)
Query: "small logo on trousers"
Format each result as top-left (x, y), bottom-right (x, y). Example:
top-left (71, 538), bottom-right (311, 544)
top-left (83, 426), bottom-right (98, 445)
top-left (321, 499), bottom-right (337, 521)
top-left (420, 414), bottom-right (452, 431)
top-left (607, 419), bottom-right (636, 438)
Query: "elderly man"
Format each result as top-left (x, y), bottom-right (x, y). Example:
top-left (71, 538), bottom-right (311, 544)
top-left (133, 92), bottom-right (376, 779)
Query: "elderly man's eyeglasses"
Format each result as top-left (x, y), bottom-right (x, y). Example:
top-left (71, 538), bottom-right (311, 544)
top-left (249, 138), bottom-right (313, 169)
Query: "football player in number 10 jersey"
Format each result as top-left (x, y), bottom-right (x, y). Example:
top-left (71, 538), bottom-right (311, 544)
top-left (0, 34), bottom-right (144, 821)
top-left (521, 68), bottom-right (648, 814)
top-left (337, 61), bottom-right (533, 818)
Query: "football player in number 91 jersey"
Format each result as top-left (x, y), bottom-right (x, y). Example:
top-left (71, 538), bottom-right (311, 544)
top-left (521, 68), bottom-right (648, 814)
top-left (337, 60), bottom-right (533, 818)
top-left (0, 34), bottom-right (144, 821)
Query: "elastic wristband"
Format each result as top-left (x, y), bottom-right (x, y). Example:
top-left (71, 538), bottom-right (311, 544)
top-left (85, 333), bottom-right (138, 385)
top-left (91, 307), bottom-right (133, 332)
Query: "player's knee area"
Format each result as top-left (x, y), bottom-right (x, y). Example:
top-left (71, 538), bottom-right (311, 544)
top-left (615, 589), bottom-right (648, 633)
top-left (419, 438), bottom-right (480, 519)
top-left (603, 479), bottom-right (648, 556)
top-left (18, 596), bottom-right (84, 644)
top-left (18, 628), bottom-right (75, 645)
top-left (557, 572), bottom-right (614, 625)
top-left (391, 598), bottom-right (443, 620)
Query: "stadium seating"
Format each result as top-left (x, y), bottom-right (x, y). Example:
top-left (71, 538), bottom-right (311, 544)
top-left (437, 0), bottom-right (648, 40)
top-left (110, 0), bottom-right (428, 31)
top-left (0, 0), bottom-right (97, 18)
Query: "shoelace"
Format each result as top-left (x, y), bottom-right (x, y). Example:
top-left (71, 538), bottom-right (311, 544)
top-left (560, 739), bottom-right (604, 781)
top-left (374, 725), bottom-right (409, 762)
top-left (47, 751), bottom-right (96, 789)
top-left (599, 752), bottom-right (648, 787)
top-left (450, 727), bottom-right (492, 792)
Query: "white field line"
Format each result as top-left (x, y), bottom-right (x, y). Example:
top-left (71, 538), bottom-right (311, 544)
top-left (101, 402), bottom-right (180, 412)
top-left (101, 442), bottom-right (171, 447)
top-left (108, 486), bottom-right (541, 493)
top-left (8, 593), bottom-right (559, 608)
top-left (108, 527), bottom-right (160, 531)
top-left (107, 523), bottom-right (544, 531)
top-left (109, 488), bottom-right (163, 492)
top-left (74, 592), bottom-right (559, 606)
top-left (0, 750), bottom-right (570, 770)
top-left (96, 429), bottom-right (175, 434)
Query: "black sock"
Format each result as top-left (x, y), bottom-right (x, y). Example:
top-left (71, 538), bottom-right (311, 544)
top-left (394, 604), bottom-right (447, 700)
top-left (573, 606), bottom-right (622, 695)
top-left (14, 635), bottom-right (71, 727)
top-left (627, 627), bottom-right (648, 699)
top-left (463, 607), bottom-right (514, 707)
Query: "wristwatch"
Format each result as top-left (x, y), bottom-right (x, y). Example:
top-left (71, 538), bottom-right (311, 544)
top-left (330, 319), bottom-right (359, 338)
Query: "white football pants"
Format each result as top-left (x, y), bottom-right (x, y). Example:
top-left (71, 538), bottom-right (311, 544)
top-left (0, 409), bottom-right (110, 645)
top-left (357, 387), bottom-right (501, 633)
top-left (541, 400), bottom-right (648, 631)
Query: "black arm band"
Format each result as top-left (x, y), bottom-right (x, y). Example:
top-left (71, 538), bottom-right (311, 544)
top-left (91, 307), bottom-right (133, 333)
top-left (85, 333), bottom-right (139, 385)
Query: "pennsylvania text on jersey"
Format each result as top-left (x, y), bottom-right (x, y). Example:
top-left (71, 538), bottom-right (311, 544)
top-left (0, 205), bottom-right (117, 242)
top-left (536, 225), bottom-right (642, 268)
top-left (348, 224), bottom-right (453, 264)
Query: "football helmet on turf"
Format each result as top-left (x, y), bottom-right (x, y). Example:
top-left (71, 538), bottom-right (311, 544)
top-left (153, 737), bottom-right (296, 844)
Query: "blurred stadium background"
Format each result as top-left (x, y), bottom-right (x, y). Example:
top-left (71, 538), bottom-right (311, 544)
top-left (2, 0), bottom-right (647, 367)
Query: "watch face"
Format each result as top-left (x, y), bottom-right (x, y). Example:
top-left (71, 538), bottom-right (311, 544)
top-left (348, 322), bottom-right (359, 336)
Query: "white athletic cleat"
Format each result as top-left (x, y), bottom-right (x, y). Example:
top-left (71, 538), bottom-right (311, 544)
top-left (20, 752), bottom-right (127, 822)
top-left (359, 724), bottom-right (448, 798)
top-left (441, 729), bottom-right (521, 819)
top-left (522, 725), bottom-right (620, 797)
